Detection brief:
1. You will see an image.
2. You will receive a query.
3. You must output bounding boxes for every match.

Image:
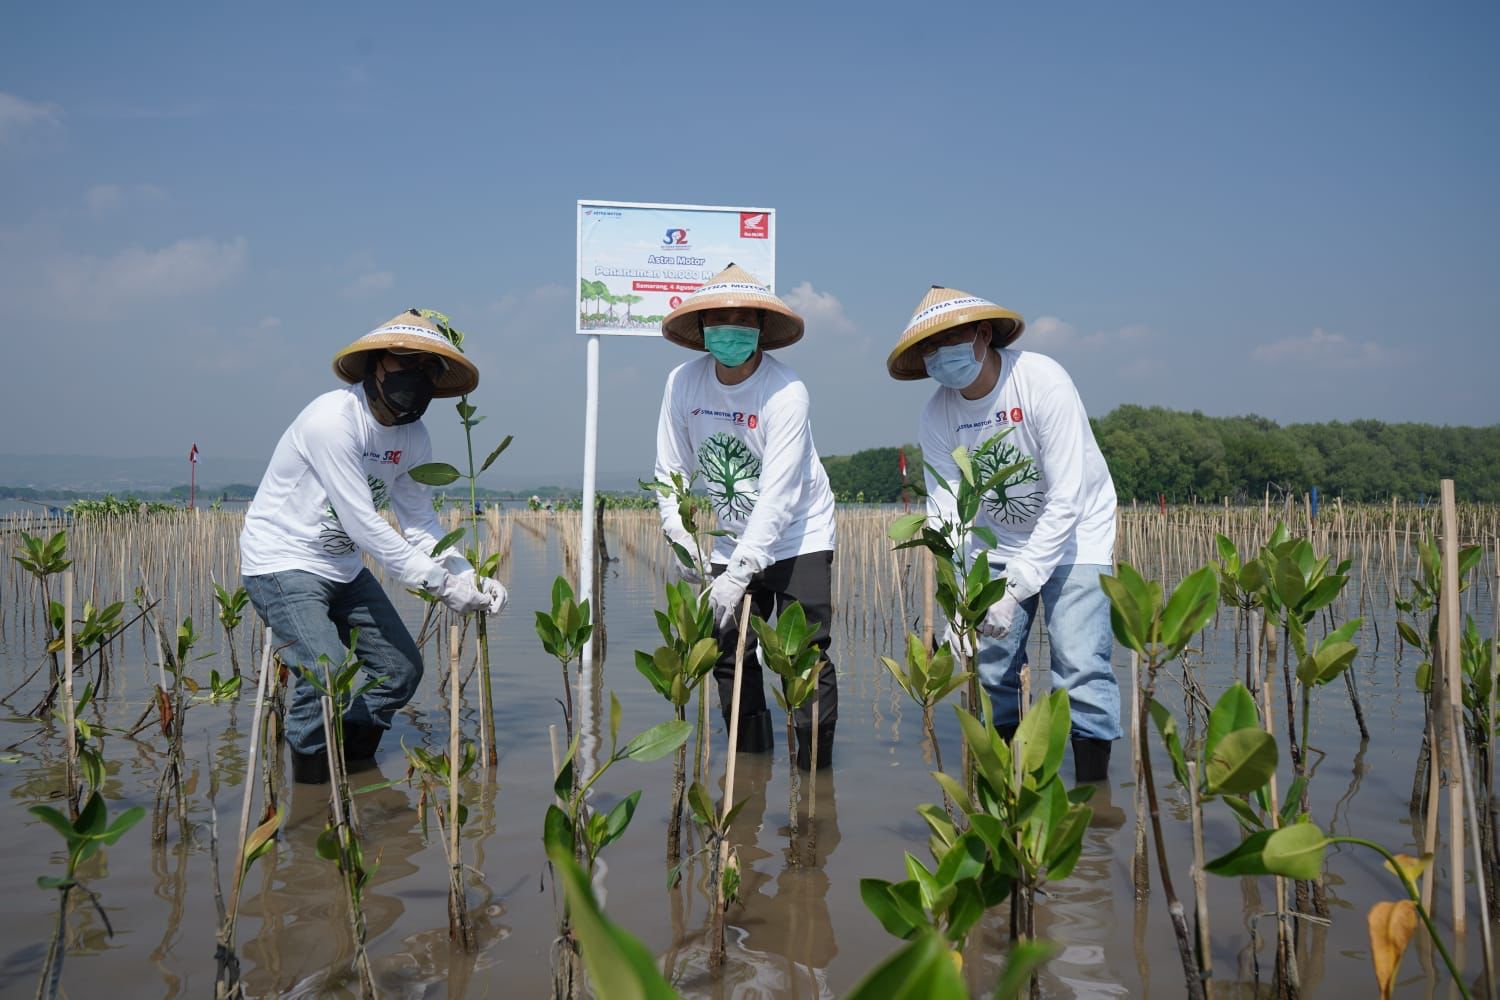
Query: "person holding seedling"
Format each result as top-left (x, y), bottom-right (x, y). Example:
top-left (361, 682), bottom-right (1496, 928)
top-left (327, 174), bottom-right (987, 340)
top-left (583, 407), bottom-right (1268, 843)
top-left (240, 309), bottom-right (506, 784)
top-left (888, 286), bottom-right (1120, 782)
top-left (654, 264), bottom-right (839, 770)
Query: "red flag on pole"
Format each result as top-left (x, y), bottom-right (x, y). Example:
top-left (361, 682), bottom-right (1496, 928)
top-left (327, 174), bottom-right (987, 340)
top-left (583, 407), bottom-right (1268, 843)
top-left (189, 443), bottom-right (199, 464)
top-left (898, 448), bottom-right (907, 478)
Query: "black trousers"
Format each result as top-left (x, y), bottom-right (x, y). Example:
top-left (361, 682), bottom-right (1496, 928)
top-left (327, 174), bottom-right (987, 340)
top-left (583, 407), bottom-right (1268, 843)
top-left (712, 549), bottom-right (838, 732)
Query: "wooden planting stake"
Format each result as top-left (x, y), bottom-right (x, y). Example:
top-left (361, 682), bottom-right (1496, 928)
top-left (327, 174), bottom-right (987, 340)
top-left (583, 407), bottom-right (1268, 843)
top-left (712, 592), bottom-right (754, 971)
top-left (228, 630), bottom-right (274, 921)
top-left (1187, 759), bottom-right (1213, 997)
top-left (1438, 479), bottom-right (1464, 938)
top-left (1454, 704), bottom-right (1495, 999)
top-left (61, 572), bottom-right (77, 812)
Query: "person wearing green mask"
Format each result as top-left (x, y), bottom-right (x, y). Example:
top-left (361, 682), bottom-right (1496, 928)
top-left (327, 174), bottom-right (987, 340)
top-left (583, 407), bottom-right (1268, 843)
top-left (653, 263), bottom-right (839, 770)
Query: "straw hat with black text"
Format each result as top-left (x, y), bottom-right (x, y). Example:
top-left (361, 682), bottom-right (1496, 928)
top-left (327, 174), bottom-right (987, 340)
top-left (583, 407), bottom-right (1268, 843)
top-left (332, 309), bottom-right (480, 397)
top-left (886, 285), bottom-right (1025, 381)
top-left (661, 263), bottom-right (804, 351)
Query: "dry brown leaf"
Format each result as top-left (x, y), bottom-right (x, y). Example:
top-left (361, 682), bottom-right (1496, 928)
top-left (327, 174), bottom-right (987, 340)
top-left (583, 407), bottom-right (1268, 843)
top-left (1382, 852), bottom-right (1433, 886)
top-left (1367, 899), bottom-right (1417, 1000)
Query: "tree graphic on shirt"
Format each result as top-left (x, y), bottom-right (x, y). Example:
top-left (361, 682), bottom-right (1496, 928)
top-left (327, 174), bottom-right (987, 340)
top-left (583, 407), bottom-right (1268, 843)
top-left (974, 437), bottom-right (1044, 525)
top-left (698, 432), bottom-right (760, 520)
top-left (319, 475), bottom-right (389, 555)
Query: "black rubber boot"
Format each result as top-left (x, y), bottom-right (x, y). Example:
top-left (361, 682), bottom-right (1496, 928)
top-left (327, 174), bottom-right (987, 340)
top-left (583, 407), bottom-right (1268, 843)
top-left (794, 725), bottom-right (835, 771)
top-left (344, 721), bottom-right (384, 773)
top-left (290, 748), bottom-right (330, 785)
top-left (731, 710), bottom-right (775, 754)
top-left (1072, 736), bottom-right (1111, 783)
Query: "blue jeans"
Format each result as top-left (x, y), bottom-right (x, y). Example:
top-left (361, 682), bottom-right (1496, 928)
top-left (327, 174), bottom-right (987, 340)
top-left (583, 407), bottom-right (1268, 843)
top-left (243, 568), bottom-right (423, 754)
top-left (977, 562), bottom-right (1122, 742)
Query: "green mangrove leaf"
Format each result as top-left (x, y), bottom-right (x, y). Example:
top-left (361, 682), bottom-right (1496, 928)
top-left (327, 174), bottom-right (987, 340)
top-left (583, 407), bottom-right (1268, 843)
top-left (1205, 828), bottom-right (1274, 877)
top-left (621, 719), bottom-right (692, 762)
top-left (408, 462), bottom-right (462, 487)
top-left (1205, 683), bottom-right (1260, 763)
top-left (1204, 729), bottom-right (1277, 795)
top-left (1262, 822), bottom-right (1327, 880)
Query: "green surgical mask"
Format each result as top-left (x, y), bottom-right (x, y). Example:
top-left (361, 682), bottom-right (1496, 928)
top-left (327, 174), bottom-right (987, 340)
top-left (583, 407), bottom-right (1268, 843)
top-left (703, 325), bottom-right (760, 367)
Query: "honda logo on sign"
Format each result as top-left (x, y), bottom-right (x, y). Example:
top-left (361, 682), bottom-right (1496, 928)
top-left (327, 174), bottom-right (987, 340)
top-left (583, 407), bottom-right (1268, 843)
top-left (739, 212), bottom-right (768, 239)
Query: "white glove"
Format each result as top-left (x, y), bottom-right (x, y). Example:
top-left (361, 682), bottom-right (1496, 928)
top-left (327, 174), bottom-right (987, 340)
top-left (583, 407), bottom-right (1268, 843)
top-left (978, 593), bottom-right (1022, 639)
top-left (435, 573), bottom-right (489, 614)
top-left (463, 572), bottom-right (508, 615)
top-left (940, 619), bottom-right (974, 657)
top-left (708, 572), bottom-right (749, 631)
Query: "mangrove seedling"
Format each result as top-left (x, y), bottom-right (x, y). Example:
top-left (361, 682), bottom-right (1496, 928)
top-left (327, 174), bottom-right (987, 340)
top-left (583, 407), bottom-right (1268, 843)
top-left (1100, 561), bottom-right (1219, 1000)
top-left (13, 529), bottom-right (72, 713)
top-left (29, 791), bottom-right (144, 1000)
top-left (300, 638), bottom-right (381, 998)
top-left (544, 698), bottom-right (690, 999)
top-left (749, 601), bottom-right (826, 857)
top-left (882, 630), bottom-right (972, 787)
top-left (633, 578), bottom-right (717, 868)
top-left (212, 583), bottom-right (250, 678)
top-left (681, 777), bottom-right (748, 971)
top-left (535, 576), bottom-right (595, 745)
top-left (405, 307), bottom-right (512, 767)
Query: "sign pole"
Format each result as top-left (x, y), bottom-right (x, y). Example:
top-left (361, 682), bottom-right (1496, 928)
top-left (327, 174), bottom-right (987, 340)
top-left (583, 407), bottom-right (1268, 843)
top-left (577, 333), bottom-right (600, 782)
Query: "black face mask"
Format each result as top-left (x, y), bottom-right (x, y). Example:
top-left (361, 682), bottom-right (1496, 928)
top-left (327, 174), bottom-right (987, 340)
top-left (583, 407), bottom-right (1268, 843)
top-left (364, 366), bottom-right (435, 425)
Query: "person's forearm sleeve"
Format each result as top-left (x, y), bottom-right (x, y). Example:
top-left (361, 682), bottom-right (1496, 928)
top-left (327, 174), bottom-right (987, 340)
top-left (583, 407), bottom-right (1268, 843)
top-left (1004, 384), bottom-right (1090, 602)
top-left (728, 385), bottom-right (811, 577)
top-left (302, 421), bottom-right (446, 590)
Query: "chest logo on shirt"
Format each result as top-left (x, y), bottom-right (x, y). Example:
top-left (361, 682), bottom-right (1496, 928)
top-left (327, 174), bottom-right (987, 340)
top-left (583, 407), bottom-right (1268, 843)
top-left (698, 432), bottom-right (760, 519)
top-left (974, 437), bottom-right (1043, 525)
top-left (692, 407), bottom-right (758, 429)
top-left (364, 449), bottom-right (403, 465)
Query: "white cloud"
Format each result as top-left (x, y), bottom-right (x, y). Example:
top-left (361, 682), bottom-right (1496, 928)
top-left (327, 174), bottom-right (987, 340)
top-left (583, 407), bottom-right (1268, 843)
top-left (1024, 315), bottom-right (1154, 352)
top-left (342, 270), bottom-right (395, 298)
top-left (48, 236), bottom-right (248, 316)
top-left (783, 281), bottom-right (856, 335)
top-left (1250, 327), bottom-right (1394, 369)
top-left (0, 92), bottom-right (60, 146)
top-left (86, 182), bottom-right (167, 214)
top-left (1026, 315), bottom-right (1076, 350)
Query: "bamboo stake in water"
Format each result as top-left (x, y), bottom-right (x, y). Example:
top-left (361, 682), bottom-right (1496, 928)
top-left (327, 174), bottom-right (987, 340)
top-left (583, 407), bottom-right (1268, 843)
top-left (1438, 479), bottom-right (1465, 938)
top-left (1131, 650), bottom-right (1149, 899)
top-left (712, 593), bottom-right (754, 971)
top-left (61, 572), bottom-right (77, 811)
top-left (228, 630), bottom-right (274, 921)
top-left (1259, 619), bottom-right (1299, 996)
top-left (1454, 704), bottom-right (1495, 999)
top-left (1187, 759), bottom-right (1213, 997)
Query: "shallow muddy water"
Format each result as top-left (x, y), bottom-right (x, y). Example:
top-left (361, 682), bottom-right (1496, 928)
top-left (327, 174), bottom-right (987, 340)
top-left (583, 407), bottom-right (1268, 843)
top-left (0, 509), bottom-right (1495, 998)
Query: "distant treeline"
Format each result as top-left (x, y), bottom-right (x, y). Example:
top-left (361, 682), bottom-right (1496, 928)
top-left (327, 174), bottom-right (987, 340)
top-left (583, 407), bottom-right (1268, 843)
top-left (821, 406), bottom-right (1500, 503)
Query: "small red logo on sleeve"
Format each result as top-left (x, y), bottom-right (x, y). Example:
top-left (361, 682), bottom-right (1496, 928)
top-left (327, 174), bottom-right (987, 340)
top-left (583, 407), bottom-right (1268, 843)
top-left (748, 414), bottom-right (758, 429)
top-left (1010, 408), bottom-right (1023, 423)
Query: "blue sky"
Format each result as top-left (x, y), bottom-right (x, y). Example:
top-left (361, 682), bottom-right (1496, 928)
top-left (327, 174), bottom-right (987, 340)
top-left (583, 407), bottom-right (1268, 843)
top-left (3, 2), bottom-right (1495, 488)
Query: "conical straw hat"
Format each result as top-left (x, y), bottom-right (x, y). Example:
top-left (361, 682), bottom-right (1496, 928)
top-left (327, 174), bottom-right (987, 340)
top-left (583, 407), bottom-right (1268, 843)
top-left (332, 308), bottom-right (480, 397)
top-left (886, 286), bottom-right (1024, 381)
top-left (661, 263), bottom-right (804, 351)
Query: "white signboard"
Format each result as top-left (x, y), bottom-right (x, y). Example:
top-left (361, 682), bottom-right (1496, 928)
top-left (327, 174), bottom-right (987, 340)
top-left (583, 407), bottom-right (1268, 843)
top-left (576, 200), bottom-right (776, 337)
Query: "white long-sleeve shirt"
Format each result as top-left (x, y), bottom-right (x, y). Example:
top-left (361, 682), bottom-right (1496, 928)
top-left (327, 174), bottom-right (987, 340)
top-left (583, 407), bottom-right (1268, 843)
top-left (921, 350), bottom-right (1116, 602)
top-left (240, 385), bottom-right (470, 589)
top-left (654, 354), bottom-right (836, 575)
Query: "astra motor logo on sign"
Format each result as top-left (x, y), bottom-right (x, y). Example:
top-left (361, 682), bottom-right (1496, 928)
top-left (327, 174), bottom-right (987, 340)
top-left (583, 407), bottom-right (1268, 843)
top-left (578, 201), bottom-right (776, 336)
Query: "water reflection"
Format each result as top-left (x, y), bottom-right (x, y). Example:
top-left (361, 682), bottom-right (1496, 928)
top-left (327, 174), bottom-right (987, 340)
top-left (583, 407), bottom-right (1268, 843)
top-left (668, 754), bottom-right (842, 999)
top-left (236, 760), bottom-right (511, 996)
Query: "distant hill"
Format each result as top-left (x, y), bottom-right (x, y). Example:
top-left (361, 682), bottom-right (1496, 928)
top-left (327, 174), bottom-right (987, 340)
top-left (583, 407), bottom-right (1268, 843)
top-left (0, 453), bottom-right (268, 492)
